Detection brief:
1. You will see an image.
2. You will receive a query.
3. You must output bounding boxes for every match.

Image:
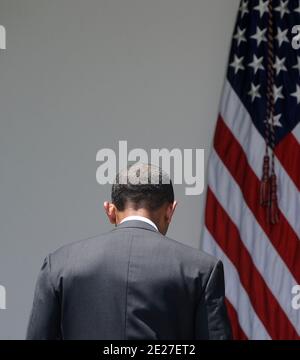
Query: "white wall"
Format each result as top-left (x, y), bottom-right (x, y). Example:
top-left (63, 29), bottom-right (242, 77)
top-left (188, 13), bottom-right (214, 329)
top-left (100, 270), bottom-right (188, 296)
top-left (0, 0), bottom-right (240, 339)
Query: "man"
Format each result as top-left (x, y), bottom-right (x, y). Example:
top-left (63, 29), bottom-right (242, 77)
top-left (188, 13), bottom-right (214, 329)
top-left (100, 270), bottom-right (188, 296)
top-left (26, 163), bottom-right (232, 340)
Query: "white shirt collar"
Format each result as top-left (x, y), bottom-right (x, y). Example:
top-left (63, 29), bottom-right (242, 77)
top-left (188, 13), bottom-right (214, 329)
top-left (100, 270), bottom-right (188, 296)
top-left (120, 215), bottom-right (158, 231)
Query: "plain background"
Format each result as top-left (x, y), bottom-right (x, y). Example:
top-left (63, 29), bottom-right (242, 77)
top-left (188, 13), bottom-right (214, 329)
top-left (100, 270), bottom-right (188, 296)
top-left (0, 0), bottom-right (239, 339)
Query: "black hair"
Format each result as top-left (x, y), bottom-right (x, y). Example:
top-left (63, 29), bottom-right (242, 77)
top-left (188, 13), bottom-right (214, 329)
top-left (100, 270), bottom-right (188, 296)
top-left (111, 166), bottom-right (174, 211)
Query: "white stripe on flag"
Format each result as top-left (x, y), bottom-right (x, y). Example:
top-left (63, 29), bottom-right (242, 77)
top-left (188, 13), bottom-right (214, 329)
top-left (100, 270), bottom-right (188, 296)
top-left (292, 122), bottom-right (300, 145)
top-left (219, 80), bottom-right (300, 239)
top-left (208, 149), bottom-right (300, 334)
top-left (203, 228), bottom-right (271, 340)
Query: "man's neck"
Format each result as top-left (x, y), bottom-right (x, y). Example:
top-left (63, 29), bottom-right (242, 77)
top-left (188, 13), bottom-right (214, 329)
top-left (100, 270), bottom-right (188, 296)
top-left (120, 215), bottom-right (158, 231)
top-left (117, 209), bottom-right (152, 223)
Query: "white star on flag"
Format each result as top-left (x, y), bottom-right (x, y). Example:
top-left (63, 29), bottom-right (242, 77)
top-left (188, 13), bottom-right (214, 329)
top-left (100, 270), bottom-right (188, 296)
top-left (274, 56), bottom-right (287, 75)
top-left (239, 0), bottom-right (249, 18)
top-left (275, 0), bottom-right (290, 19)
top-left (234, 27), bottom-right (247, 46)
top-left (276, 28), bottom-right (289, 47)
top-left (273, 85), bottom-right (284, 102)
top-left (254, 0), bottom-right (269, 18)
top-left (251, 26), bottom-right (267, 46)
top-left (265, 114), bottom-right (282, 128)
top-left (230, 55), bottom-right (245, 74)
top-left (248, 55), bottom-right (264, 74)
top-left (291, 84), bottom-right (300, 104)
top-left (248, 83), bottom-right (261, 102)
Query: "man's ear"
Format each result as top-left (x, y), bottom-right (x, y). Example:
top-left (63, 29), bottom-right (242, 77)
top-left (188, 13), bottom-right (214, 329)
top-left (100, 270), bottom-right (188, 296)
top-left (166, 201), bottom-right (178, 224)
top-left (103, 201), bottom-right (117, 224)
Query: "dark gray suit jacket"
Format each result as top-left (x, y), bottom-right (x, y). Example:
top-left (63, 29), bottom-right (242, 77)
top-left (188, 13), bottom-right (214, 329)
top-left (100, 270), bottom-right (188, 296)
top-left (26, 220), bottom-right (232, 340)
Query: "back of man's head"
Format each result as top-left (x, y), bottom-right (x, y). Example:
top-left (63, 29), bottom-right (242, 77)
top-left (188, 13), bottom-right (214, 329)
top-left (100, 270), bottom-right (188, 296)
top-left (104, 163), bottom-right (176, 235)
top-left (112, 163), bottom-right (174, 211)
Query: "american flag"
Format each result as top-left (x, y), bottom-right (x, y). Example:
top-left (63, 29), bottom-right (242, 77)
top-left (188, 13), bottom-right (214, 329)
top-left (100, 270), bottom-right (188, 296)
top-left (202, 0), bottom-right (300, 339)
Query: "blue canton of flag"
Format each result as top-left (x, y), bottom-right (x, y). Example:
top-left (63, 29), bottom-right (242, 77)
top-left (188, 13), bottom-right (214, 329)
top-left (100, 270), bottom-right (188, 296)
top-left (228, 0), bottom-right (300, 144)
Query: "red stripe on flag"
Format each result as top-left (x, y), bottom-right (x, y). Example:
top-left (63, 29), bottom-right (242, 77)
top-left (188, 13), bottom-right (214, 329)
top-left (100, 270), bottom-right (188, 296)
top-left (225, 298), bottom-right (248, 340)
top-left (206, 188), bottom-right (299, 339)
top-left (214, 116), bottom-right (300, 284)
top-left (275, 133), bottom-right (300, 191)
